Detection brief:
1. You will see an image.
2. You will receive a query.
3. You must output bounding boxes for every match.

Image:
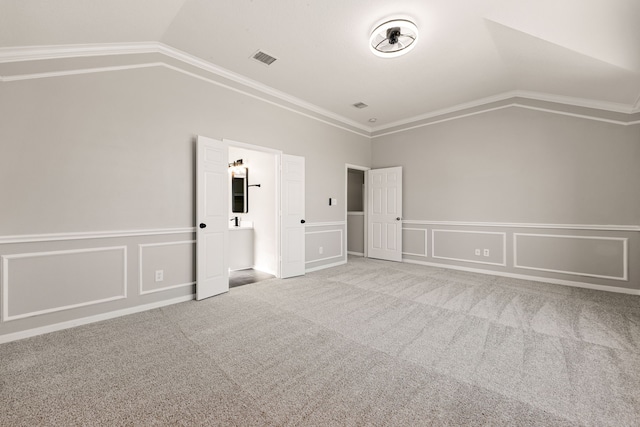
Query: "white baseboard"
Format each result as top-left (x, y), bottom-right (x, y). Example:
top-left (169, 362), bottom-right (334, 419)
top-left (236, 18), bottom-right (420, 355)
top-left (306, 260), bottom-right (347, 273)
top-left (0, 294), bottom-right (194, 344)
top-left (347, 251), bottom-right (364, 256)
top-left (402, 259), bottom-right (640, 296)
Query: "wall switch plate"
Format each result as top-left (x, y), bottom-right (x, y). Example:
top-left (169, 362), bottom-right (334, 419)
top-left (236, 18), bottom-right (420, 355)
top-left (319, 246), bottom-right (324, 254)
top-left (474, 249), bottom-right (480, 256)
top-left (483, 249), bottom-right (490, 257)
top-left (155, 270), bottom-right (164, 282)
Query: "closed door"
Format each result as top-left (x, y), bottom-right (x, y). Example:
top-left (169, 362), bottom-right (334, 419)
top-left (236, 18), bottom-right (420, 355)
top-left (367, 167), bottom-right (402, 262)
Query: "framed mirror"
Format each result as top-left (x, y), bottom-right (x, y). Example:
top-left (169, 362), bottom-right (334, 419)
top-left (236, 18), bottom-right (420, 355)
top-left (231, 167), bottom-right (248, 213)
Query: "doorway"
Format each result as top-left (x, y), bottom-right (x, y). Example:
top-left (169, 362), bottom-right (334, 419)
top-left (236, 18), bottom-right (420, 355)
top-left (227, 143), bottom-right (279, 277)
top-left (346, 164), bottom-right (369, 258)
top-left (196, 135), bottom-right (306, 300)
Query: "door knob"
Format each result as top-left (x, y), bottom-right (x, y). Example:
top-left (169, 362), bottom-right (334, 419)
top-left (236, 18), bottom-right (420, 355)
top-left (199, 223), bottom-right (206, 229)
top-left (396, 217), bottom-right (401, 221)
top-left (301, 219), bottom-right (306, 224)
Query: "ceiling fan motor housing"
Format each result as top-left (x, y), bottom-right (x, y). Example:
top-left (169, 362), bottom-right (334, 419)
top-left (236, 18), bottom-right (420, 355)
top-left (387, 27), bottom-right (401, 45)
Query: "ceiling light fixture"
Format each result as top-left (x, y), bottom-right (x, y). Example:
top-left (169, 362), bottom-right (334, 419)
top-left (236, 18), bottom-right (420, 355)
top-left (369, 19), bottom-right (418, 58)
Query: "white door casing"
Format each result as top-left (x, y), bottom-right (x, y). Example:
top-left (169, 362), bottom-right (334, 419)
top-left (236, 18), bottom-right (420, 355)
top-left (281, 154), bottom-right (306, 278)
top-left (367, 167), bottom-right (403, 262)
top-left (196, 136), bottom-right (229, 300)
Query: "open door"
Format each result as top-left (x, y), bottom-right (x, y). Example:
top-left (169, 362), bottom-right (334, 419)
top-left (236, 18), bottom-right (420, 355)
top-left (367, 167), bottom-right (403, 262)
top-left (281, 154), bottom-right (305, 278)
top-left (196, 136), bottom-right (229, 300)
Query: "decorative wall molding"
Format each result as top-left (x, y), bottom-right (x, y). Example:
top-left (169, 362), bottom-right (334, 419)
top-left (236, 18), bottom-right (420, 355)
top-left (305, 221), bottom-right (346, 228)
top-left (431, 229), bottom-right (507, 267)
top-left (0, 42), bottom-right (371, 138)
top-left (403, 259), bottom-right (640, 296)
top-left (0, 294), bottom-right (194, 345)
top-left (0, 227), bottom-right (196, 244)
top-left (347, 251), bottom-right (365, 257)
top-left (402, 220), bottom-right (640, 232)
top-left (138, 241), bottom-right (196, 295)
top-left (0, 42), bottom-right (159, 63)
top-left (305, 229), bottom-right (344, 264)
top-left (371, 90), bottom-right (640, 137)
top-left (401, 228), bottom-right (428, 257)
top-left (306, 260), bottom-right (347, 273)
top-left (1, 246), bottom-right (127, 322)
top-left (0, 63), bottom-right (162, 83)
top-left (513, 233), bottom-right (628, 281)
top-left (1, 43), bottom-right (638, 138)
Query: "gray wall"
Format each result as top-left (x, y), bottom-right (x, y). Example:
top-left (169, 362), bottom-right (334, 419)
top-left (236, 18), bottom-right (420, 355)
top-left (372, 107), bottom-right (640, 291)
top-left (0, 60), bottom-right (370, 340)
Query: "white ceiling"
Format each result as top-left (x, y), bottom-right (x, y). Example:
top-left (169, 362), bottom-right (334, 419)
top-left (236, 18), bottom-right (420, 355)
top-left (1, 0), bottom-right (639, 130)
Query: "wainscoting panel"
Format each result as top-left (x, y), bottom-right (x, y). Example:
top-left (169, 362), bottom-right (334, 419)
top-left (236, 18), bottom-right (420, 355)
top-left (2, 246), bottom-right (127, 321)
top-left (305, 222), bottom-right (346, 271)
top-left (432, 229), bottom-right (506, 266)
top-left (0, 229), bottom-right (197, 343)
top-left (306, 230), bottom-right (343, 263)
top-left (401, 220), bottom-right (638, 294)
top-left (514, 233), bottom-right (628, 280)
top-left (402, 228), bottom-right (428, 257)
top-left (139, 241), bottom-right (195, 295)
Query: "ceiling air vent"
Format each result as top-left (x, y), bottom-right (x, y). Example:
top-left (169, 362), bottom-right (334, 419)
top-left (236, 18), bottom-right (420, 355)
top-left (353, 102), bottom-right (368, 109)
top-left (251, 50), bottom-right (278, 66)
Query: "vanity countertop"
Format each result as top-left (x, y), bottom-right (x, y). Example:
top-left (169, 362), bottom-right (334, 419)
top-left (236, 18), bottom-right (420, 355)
top-left (229, 221), bottom-right (253, 230)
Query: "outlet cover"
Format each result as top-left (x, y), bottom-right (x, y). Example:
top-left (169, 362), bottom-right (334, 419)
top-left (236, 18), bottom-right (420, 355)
top-left (483, 249), bottom-right (490, 257)
top-left (319, 246), bottom-right (324, 254)
top-left (474, 249), bottom-right (480, 256)
top-left (155, 270), bottom-right (164, 282)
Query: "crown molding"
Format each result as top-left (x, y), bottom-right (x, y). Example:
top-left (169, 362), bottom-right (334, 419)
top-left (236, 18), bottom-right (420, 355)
top-left (0, 42), bottom-right (638, 137)
top-left (371, 90), bottom-right (638, 134)
top-left (151, 44), bottom-right (371, 133)
top-left (0, 42), bottom-right (159, 63)
top-left (0, 42), bottom-right (372, 136)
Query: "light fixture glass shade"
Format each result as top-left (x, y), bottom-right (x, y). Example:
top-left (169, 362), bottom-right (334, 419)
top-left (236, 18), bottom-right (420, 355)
top-left (369, 19), bottom-right (418, 58)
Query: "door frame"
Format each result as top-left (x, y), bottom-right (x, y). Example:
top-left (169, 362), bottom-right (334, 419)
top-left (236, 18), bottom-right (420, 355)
top-left (345, 164), bottom-right (370, 258)
top-left (223, 139), bottom-right (282, 278)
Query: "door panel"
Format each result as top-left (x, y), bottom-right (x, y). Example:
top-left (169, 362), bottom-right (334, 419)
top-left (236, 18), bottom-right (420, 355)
top-left (367, 167), bottom-right (402, 262)
top-left (196, 136), bottom-right (229, 300)
top-left (281, 154), bottom-right (305, 278)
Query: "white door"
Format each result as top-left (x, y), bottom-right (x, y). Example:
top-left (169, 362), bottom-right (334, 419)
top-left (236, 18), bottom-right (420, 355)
top-left (281, 154), bottom-right (305, 278)
top-left (196, 136), bottom-right (229, 300)
top-left (367, 167), bottom-right (403, 262)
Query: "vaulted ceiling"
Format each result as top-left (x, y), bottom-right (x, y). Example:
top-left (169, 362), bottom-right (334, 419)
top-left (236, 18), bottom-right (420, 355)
top-left (1, 0), bottom-right (639, 132)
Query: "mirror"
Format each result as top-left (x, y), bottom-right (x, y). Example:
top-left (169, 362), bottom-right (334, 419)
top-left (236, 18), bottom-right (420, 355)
top-left (231, 167), bottom-right (248, 213)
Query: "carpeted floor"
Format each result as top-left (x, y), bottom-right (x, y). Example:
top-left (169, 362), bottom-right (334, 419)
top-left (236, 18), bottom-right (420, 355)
top-left (1, 257), bottom-right (639, 426)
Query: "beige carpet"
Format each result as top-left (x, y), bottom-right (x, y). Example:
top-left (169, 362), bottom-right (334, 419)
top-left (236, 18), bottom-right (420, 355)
top-left (1, 257), bottom-right (639, 426)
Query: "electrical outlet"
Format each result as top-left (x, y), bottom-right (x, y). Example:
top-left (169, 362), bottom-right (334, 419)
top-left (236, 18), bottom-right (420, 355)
top-left (474, 249), bottom-right (480, 256)
top-left (483, 249), bottom-right (490, 257)
top-left (155, 270), bottom-right (164, 282)
top-left (319, 246), bottom-right (324, 254)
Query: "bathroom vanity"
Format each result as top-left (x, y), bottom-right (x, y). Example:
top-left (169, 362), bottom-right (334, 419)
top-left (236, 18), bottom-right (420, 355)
top-left (229, 223), bottom-right (253, 271)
